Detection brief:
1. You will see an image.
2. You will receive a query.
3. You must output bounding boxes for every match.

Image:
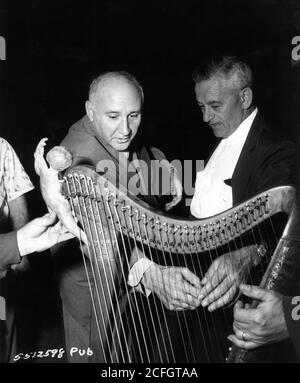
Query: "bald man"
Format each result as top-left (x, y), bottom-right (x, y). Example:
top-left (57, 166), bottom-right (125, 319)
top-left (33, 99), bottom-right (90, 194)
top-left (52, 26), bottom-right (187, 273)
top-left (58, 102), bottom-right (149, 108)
top-left (53, 71), bottom-right (188, 363)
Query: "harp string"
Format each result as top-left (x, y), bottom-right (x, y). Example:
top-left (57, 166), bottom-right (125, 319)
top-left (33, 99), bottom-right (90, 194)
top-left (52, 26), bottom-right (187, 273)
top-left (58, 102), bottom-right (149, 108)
top-left (71, 175), bottom-right (128, 362)
top-left (88, 181), bottom-right (137, 362)
top-left (83, 179), bottom-right (132, 362)
top-left (196, 223), bottom-right (223, 362)
top-left (176, 225), bottom-right (204, 361)
top-left (127, 207), bottom-right (163, 362)
top-left (109, 196), bottom-right (151, 363)
top-left (74, 175), bottom-right (125, 362)
top-left (131, 210), bottom-right (164, 361)
top-left (140, 216), bottom-right (172, 362)
top-left (118, 204), bottom-right (157, 362)
top-left (190, 228), bottom-right (212, 362)
top-left (142, 215), bottom-right (176, 362)
top-left (125, 154), bottom-right (167, 361)
top-left (105, 197), bottom-right (152, 363)
top-left (65, 176), bottom-right (108, 362)
top-left (200, 224), bottom-right (227, 361)
top-left (171, 224), bottom-right (203, 362)
top-left (133, 210), bottom-right (170, 362)
top-left (155, 217), bottom-right (192, 361)
top-left (131, 154), bottom-right (177, 362)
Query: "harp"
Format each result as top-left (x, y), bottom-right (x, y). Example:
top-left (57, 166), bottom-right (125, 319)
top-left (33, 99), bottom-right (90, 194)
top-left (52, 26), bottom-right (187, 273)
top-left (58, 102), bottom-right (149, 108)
top-left (62, 164), bottom-right (297, 363)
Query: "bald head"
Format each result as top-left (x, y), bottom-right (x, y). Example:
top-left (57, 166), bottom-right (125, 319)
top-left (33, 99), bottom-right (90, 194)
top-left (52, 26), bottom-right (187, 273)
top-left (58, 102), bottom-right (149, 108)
top-left (85, 72), bottom-right (142, 152)
top-left (88, 71), bottom-right (144, 105)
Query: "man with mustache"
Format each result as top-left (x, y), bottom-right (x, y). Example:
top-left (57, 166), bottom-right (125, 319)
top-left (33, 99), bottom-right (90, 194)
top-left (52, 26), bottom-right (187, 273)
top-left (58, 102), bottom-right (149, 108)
top-left (184, 56), bottom-right (296, 361)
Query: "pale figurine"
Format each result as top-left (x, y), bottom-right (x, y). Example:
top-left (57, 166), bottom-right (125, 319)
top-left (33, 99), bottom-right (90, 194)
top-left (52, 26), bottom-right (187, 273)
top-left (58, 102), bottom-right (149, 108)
top-left (34, 137), bottom-right (88, 245)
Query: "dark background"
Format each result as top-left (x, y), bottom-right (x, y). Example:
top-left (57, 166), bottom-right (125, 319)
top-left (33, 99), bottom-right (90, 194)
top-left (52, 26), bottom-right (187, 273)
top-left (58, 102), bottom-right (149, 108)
top-left (0, 0), bottom-right (300, 176)
top-left (0, 0), bottom-right (300, 362)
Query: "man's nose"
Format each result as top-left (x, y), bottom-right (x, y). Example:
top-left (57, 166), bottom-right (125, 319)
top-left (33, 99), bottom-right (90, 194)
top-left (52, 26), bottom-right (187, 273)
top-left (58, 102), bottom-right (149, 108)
top-left (202, 107), bottom-right (213, 123)
top-left (120, 118), bottom-right (131, 135)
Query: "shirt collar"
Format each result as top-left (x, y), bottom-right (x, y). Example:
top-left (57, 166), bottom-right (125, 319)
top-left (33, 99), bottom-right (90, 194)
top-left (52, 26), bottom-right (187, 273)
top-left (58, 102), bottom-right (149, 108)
top-left (223, 107), bottom-right (258, 147)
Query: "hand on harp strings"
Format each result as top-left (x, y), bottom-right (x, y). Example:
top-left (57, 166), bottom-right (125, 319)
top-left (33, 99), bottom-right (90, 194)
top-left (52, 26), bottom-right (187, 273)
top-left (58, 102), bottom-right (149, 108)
top-left (141, 264), bottom-right (202, 311)
top-left (199, 244), bottom-right (265, 312)
top-left (227, 284), bottom-right (288, 350)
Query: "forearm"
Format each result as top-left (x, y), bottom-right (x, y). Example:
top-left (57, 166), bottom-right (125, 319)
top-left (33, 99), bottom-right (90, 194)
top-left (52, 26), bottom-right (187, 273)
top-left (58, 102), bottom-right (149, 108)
top-left (9, 195), bottom-right (30, 229)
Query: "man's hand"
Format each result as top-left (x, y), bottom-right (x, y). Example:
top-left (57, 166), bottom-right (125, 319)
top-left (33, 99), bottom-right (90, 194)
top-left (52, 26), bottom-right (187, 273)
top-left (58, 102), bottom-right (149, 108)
top-left (227, 284), bottom-right (289, 350)
top-left (165, 170), bottom-right (183, 211)
top-left (199, 245), bottom-right (257, 312)
top-left (17, 211), bottom-right (75, 256)
top-left (142, 264), bottom-right (202, 310)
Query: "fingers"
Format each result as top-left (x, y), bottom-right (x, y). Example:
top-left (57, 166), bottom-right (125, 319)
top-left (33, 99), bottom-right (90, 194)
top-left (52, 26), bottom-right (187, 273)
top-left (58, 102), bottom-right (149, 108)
top-left (233, 320), bottom-right (251, 334)
top-left (201, 258), bottom-right (222, 285)
top-left (227, 334), bottom-right (258, 350)
top-left (34, 211), bottom-right (57, 226)
top-left (199, 267), bottom-right (226, 300)
top-left (232, 321), bottom-right (265, 344)
top-left (167, 285), bottom-right (201, 310)
top-left (59, 231), bottom-right (75, 242)
top-left (207, 284), bottom-right (237, 312)
top-left (180, 267), bottom-right (201, 289)
top-left (201, 275), bottom-right (238, 309)
top-left (163, 276), bottom-right (201, 308)
top-left (154, 268), bottom-right (201, 310)
top-left (239, 284), bottom-right (270, 301)
top-left (172, 291), bottom-right (201, 310)
top-left (233, 304), bottom-right (257, 324)
top-left (21, 212), bottom-right (56, 239)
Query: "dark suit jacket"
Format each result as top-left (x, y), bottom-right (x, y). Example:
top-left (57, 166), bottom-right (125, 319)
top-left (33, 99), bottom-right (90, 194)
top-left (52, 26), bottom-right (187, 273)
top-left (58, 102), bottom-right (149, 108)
top-left (231, 113), bottom-right (298, 357)
top-left (230, 112), bottom-right (296, 204)
top-left (55, 115), bottom-right (167, 322)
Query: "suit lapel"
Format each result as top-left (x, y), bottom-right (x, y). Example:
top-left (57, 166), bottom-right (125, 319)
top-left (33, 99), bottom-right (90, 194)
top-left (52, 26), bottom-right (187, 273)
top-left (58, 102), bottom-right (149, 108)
top-left (231, 112), bottom-right (266, 204)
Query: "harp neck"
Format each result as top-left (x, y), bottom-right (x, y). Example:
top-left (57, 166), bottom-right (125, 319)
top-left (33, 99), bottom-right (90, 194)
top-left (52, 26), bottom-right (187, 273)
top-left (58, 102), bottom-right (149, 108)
top-left (63, 165), bottom-right (295, 254)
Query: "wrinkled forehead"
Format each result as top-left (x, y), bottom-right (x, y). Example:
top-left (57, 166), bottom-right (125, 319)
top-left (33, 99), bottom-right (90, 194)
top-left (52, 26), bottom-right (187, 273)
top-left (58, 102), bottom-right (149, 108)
top-left (195, 75), bottom-right (236, 102)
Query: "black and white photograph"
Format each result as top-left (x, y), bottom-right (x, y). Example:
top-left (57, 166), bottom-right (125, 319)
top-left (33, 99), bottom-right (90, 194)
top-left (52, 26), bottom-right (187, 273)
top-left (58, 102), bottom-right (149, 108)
top-left (0, 0), bottom-right (300, 378)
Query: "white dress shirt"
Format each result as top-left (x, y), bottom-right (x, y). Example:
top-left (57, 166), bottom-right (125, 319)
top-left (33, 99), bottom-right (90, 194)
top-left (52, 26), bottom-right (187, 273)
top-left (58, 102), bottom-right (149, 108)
top-left (190, 108), bottom-right (258, 218)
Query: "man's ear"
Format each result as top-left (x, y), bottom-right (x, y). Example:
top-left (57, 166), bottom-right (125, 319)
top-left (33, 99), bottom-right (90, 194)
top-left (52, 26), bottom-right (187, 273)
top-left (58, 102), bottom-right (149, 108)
top-left (85, 100), bottom-right (94, 122)
top-left (240, 87), bottom-right (253, 110)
